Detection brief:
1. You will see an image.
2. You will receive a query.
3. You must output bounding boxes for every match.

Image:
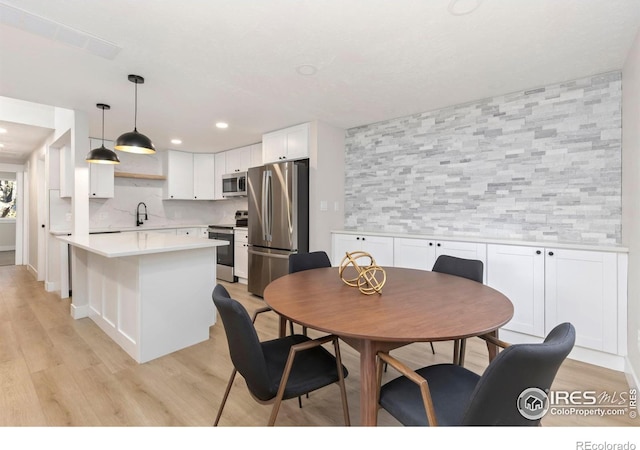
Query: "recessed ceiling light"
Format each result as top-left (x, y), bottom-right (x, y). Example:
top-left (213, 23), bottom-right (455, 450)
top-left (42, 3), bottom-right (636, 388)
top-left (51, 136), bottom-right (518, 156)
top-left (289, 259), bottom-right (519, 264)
top-left (216, 122), bottom-right (229, 129)
top-left (0, 143), bottom-right (4, 148)
top-left (448, 0), bottom-right (483, 16)
top-left (171, 139), bottom-right (182, 145)
top-left (0, 128), bottom-right (7, 134)
top-left (296, 64), bottom-right (318, 76)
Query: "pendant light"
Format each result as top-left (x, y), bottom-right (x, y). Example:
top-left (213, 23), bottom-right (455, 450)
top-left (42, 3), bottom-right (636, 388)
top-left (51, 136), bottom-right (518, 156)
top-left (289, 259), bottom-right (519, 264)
top-left (115, 74), bottom-right (155, 154)
top-left (86, 103), bottom-right (120, 164)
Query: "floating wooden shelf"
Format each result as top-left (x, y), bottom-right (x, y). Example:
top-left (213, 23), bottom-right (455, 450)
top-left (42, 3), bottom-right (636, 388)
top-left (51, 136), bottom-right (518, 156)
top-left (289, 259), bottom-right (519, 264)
top-left (114, 172), bottom-right (166, 180)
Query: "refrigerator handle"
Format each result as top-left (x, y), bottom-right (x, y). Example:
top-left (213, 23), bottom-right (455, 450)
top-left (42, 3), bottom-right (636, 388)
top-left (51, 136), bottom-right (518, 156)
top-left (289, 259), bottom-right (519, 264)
top-left (266, 169), bottom-right (273, 241)
top-left (262, 169), bottom-right (272, 242)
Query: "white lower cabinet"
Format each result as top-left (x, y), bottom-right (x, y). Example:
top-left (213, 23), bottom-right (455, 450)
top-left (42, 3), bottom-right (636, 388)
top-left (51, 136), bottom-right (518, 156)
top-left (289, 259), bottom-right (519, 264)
top-left (545, 248), bottom-right (619, 354)
top-left (393, 237), bottom-right (487, 281)
top-left (234, 229), bottom-right (248, 280)
top-left (331, 233), bottom-right (394, 266)
top-left (487, 244), bottom-right (545, 337)
top-left (488, 244), bottom-right (622, 354)
top-left (176, 228), bottom-right (199, 237)
top-left (393, 237), bottom-right (434, 270)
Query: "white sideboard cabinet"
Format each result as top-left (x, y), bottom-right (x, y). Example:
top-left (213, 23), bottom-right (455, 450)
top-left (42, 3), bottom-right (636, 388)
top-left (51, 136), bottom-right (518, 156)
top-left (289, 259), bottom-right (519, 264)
top-left (487, 244), bottom-right (626, 362)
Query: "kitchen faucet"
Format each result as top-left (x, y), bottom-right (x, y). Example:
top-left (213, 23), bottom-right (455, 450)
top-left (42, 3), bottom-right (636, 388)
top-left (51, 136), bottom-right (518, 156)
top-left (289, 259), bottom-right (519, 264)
top-left (136, 202), bottom-right (148, 226)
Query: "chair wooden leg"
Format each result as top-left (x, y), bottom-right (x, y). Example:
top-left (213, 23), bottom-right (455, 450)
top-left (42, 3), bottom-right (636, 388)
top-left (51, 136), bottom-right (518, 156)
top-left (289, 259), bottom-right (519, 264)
top-left (332, 338), bottom-right (350, 426)
top-left (213, 368), bottom-right (237, 426)
top-left (429, 341), bottom-right (435, 354)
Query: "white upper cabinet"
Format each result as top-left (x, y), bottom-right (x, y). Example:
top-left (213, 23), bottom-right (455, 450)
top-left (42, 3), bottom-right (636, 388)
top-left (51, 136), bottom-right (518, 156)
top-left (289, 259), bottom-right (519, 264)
top-left (89, 163), bottom-right (114, 198)
top-left (193, 153), bottom-right (215, 200)
top-left (88, 138), bottom-right (115, 198)
top-left (165, 150), bottom-right (194, 199)
top-left (262, 123), bottom-right (310, 163)
top-left (250, 143), bottom-right (262, 169)
top-left (164, 150), bottom-right (215, 200)
top-left (225, 145), bottom-right (251, 173)
top-left (214, 152), bottom-right (226, 200)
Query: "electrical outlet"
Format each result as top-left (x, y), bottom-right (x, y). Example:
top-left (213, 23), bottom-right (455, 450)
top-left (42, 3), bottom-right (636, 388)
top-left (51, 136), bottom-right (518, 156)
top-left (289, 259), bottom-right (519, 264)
top-left (320, 201), bottom-right (328, 211)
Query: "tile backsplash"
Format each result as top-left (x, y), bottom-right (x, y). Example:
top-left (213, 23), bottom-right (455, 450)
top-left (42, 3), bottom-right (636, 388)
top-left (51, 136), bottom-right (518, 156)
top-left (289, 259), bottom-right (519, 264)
top-left (344, 72), bottom-right (622, 245)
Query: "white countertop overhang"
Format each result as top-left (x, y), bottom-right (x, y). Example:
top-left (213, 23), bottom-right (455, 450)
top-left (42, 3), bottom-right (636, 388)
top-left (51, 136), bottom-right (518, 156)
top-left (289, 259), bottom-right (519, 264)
top-left (58, 231), bottom-right (228, 258)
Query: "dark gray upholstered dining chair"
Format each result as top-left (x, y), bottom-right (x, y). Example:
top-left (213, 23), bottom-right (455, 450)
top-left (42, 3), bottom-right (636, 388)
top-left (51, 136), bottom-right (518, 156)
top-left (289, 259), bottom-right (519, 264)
top-left (288, 250), bottom-right (332, 336)
top-left (431, 254), bottom-right (484, 365)
top-left (376, 322), bottom-right (575, 426)
top-left (212, 284), bottom-right (350, 426)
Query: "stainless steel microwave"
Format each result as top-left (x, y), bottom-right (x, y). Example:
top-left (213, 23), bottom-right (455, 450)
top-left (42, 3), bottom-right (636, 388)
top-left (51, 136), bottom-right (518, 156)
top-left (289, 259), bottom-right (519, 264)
top-left (222, 172), bottom-right (247, 197)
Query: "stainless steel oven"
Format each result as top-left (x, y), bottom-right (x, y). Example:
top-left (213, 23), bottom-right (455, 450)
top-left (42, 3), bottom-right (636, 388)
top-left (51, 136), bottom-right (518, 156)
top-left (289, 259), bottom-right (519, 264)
top-left (208, 225), bottom-right (236, 282)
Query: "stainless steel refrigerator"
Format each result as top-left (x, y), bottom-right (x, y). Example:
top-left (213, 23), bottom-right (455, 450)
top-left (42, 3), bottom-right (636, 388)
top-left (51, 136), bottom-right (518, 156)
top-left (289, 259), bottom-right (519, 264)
top-left (247, 159), bottom-right (309, 297)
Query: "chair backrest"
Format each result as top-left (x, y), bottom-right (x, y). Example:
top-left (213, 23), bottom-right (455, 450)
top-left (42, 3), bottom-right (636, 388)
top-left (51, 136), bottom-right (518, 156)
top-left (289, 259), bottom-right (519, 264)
top-left (432, 255), bottom-right (483, 283)
top-left (212, 284), bottom-right (274, 401)
top-left (462, 322), bottom-right (576, 425)
top-left (288, 250), bottom-right (331, 274)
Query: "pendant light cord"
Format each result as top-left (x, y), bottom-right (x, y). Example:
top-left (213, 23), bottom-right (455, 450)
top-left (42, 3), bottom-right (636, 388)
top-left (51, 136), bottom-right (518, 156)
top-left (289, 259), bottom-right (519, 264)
top-left (101, 106), bottom-right (105, 146)
top-left (133, 80), bottom-right (138, 132)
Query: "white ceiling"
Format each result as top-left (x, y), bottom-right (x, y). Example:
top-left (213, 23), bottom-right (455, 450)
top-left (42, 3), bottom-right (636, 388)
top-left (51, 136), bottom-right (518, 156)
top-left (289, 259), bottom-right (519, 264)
top-left (1, 0), bottom-right (639, 165)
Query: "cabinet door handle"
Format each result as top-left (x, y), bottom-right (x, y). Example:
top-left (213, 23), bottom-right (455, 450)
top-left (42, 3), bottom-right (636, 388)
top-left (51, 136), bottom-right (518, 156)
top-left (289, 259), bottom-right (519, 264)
top-left (437, 243), bottom-right (441, 247)
top-left (362, 237), bottom-right (366, 241)
top-left (548, 251), bottom-right (554, 256)
top-left (429, 242), bottom-right (433, 246)
top-left (536, 250), bottom-right (541, 255)
top-left (356, 237), bottom-right (360, 240)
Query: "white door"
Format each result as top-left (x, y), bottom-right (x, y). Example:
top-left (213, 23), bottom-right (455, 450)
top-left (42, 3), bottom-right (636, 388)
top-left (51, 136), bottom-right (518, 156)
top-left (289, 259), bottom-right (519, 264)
top-left (193, 153), bottom-right (215, 200)
top-left (545, 248), bottom-right (618, 353)
top-left (487, 244), bottom-right (545, 337)
top-left (435, 240), bottom-right (487, 281)
top-left (393, 237), bottom-right (434, 270)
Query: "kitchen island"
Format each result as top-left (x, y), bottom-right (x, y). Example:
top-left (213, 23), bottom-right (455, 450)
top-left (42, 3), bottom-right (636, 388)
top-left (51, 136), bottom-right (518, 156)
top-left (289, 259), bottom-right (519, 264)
top-left (58, 231), bottom-right (227, 363)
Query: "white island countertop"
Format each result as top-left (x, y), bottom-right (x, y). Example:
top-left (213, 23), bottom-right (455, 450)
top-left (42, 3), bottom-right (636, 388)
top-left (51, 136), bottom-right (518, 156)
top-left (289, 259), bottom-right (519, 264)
top-left (58, 230), bottom-right (228, 258)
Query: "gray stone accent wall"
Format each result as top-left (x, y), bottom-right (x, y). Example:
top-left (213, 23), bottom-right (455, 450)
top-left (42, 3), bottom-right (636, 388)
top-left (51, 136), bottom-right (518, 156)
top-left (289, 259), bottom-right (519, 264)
top-left (344, 72), bottom-right (622, 245)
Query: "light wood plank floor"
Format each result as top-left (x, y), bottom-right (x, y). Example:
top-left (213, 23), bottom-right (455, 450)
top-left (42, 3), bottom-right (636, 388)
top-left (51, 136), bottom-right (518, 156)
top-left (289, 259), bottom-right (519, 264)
top-left (0, 265), bottom-right (637, 427)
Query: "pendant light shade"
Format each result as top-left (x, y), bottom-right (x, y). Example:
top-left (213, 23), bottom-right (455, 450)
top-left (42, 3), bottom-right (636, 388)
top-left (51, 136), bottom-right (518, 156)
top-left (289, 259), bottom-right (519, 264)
top-left (86, 103), bottom-right (120, 164)
top-left (115, 74), bottom-right (155, 154)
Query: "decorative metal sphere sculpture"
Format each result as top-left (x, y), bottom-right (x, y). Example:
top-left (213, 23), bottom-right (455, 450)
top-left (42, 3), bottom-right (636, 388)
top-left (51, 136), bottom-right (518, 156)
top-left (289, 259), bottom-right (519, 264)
top-left (339, 251), bottom-right (386, 295)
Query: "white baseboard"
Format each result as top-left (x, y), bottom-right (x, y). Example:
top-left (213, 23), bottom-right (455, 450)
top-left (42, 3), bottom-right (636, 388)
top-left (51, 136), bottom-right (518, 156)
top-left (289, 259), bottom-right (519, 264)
top-left (45, 280), bottom-right (60, 293)
top-left (0, 245), bottom-right (15, 251)
top-left (625, 358), bottom-right (639, 391)
top-left (70, 303), bottom-right (89, 319)
top-left (237, 277), bottom-right (248, 285)
top-left (500, 329), bottom-right (626, 372)
top-left (26, 264), bottom-right (37, 278)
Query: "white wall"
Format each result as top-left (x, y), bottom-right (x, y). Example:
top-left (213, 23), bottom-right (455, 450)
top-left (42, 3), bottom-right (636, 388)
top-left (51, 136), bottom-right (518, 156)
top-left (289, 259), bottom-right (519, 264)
top-left (622, 28), bottom-right (640, 387)
top-left (0, 222), bottom-right (15, 250)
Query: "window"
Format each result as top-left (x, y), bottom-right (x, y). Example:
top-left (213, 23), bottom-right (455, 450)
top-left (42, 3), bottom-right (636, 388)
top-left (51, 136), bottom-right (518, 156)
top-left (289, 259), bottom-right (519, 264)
top-left (0, 180), bottom-right (16, 219)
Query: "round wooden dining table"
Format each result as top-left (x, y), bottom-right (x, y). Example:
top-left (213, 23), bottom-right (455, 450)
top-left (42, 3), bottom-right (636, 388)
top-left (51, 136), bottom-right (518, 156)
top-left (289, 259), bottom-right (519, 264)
top-left (263, 266), bottom-right (514, 426)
